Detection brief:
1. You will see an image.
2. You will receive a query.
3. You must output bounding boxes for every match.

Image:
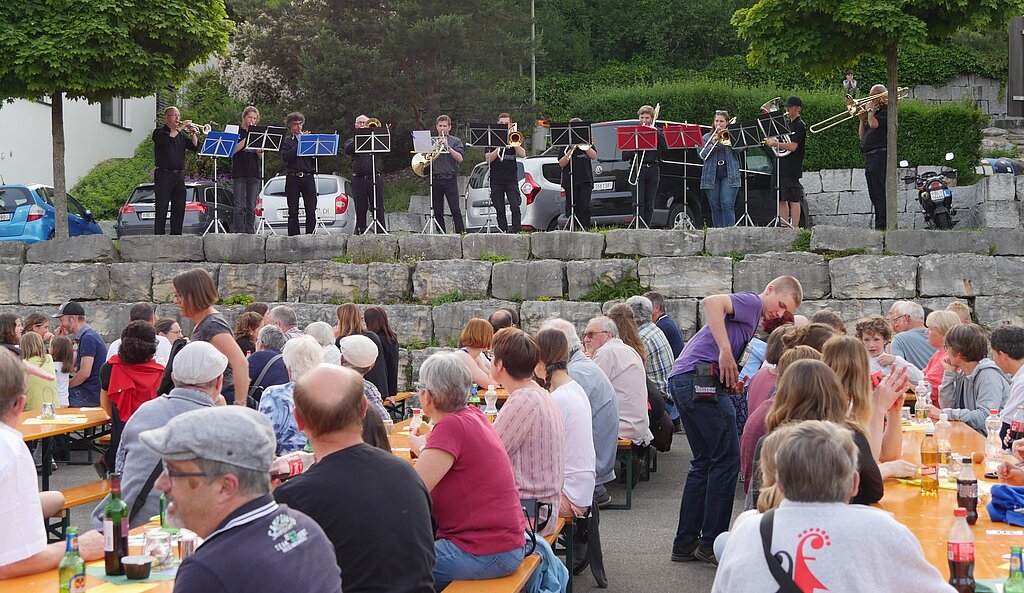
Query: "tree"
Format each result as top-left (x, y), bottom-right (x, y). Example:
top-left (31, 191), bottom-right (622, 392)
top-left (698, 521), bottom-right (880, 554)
top-left (0, 1), bottom-right (233, 238)
top-left (732, 0), bottom-right (1024, 229)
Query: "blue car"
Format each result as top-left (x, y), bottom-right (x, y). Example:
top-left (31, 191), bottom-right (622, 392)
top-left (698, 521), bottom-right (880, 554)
top-left (0, 184), bottom-right (102, 243)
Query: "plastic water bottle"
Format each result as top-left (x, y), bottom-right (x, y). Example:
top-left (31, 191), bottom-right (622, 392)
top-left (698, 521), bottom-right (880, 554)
top-left (484, 384), bottom-right (499, 422)
top-left (409, 407), bottom-right (424, 433)
top-left (920, 428), bottom-right (939, 495)
top-left (915, 380), bottom-right (931, 421)
top-left (985, 408), bottom-right (1003, 473)
top-left (935, 413), bottom-right (953, 473)
top-left (947, 507), bottom-right (975, 592)
top-left (956, 459), bottom-right (978, 526)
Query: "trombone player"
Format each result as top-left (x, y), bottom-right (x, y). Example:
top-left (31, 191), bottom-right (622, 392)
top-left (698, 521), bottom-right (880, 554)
top-left (859, 84), bottom-right (888, 230)
top-left (152, 106), bottom-right (199, 235)
top-left (622, 105), bottom-right (666, 228)
top-left (344, 114), bottom-right (386, 233)
top-left (484, 113), bottom-right (526, 232)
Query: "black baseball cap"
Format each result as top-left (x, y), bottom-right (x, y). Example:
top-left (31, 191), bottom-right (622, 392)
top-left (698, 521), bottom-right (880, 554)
top-left (51, 301), bottom-right (86, 318)
top-left (785, 96), bottom-right (803, 108)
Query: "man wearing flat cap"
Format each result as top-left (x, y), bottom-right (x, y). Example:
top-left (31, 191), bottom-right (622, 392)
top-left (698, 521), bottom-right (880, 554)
top-left (338, 334), bottom-right (390, 424)
top-left (143, 406), bottom-right (341, 593)
top-left (91, 342), bottom-right (230, 530)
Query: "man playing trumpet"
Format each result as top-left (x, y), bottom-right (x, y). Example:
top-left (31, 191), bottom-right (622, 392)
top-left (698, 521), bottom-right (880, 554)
top-left (344, 114), bottom-right (386, 234)
top-left (484, 113), bottom-right (526, 233)
top-left (430, 115), bottom-right (465, 234)
top-left (152, 106), bottom-right (199, 235)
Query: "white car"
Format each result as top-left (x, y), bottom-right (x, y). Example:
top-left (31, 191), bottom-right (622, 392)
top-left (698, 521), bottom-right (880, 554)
top-left (256, 174), bottom-right (356, 234)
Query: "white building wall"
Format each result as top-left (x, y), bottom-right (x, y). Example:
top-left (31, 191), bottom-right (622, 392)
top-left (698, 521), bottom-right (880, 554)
top-left (0, 95), bottom-right (155, 187)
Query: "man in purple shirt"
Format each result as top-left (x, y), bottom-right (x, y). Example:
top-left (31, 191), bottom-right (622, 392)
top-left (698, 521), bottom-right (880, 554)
top-left (669, 276), bottom-right (802, 565)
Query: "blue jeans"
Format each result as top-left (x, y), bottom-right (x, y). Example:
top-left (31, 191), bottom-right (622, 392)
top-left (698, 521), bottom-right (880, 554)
top-left (433, 537), bottom-right (528, 592)
top-left (670, 372), bottom-right (740, 548)
top-left (232, 177), bottom-right (261, 234)
top-left (68, 387), bottom-right (99, 407)
top-left (705, 183), bottom-right (739, 227)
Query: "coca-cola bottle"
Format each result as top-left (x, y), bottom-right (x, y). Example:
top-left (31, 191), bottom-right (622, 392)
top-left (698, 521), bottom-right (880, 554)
top-left (956, 458), bottom-right (978, 526)
top-left (1006, 406), bottom-right (1024, 450)
top-left (270, 451), bottom-right (315, 480)
top-left (948, 507), bottom-right (975, 593)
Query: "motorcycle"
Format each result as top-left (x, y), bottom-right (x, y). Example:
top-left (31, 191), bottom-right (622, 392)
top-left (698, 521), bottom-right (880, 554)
top-left (900, 152), bottom-right (957, 230)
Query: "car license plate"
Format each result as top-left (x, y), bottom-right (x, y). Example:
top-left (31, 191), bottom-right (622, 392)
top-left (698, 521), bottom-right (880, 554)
top-left (279, 209), bottom-right (326, 218)
top-left (594, 181), bottom-right (614, 192)
top-left (139, 212), bottom-right (155, 219)
top-left (0, 213), bottom-right (11, 222)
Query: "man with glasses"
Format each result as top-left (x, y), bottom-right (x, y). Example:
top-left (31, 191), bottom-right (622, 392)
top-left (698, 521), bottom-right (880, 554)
top-left (141, 405), bottom-right (341, 593)
top-left (91, 342), bottom-right (227, 531)
top-left (583, 316), bottom-right (649, 445)
top-left (887, 301), bottom-right (935, 370)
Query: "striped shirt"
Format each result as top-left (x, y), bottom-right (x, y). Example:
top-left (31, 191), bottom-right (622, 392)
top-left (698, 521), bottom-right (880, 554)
top-left (638, 321), bottom-right (674, 394)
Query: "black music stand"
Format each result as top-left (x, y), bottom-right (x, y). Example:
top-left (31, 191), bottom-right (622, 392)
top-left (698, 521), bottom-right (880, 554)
top-left (199, 131), bottom-right (240, 235)
top-left (757, 112), bottom-right (794, 228)
top-left (617, 125), bottom-right (658, 229)
top-left (468, 123), bottom-right (510, 233)
top-left (354, 127), bottom-right (391, 234)
top-left (247, 125), bottom-right (285, 235)
top-left (663, 124), bottom-right (705, 230)
top-left (550, 121), bottom-right (593, 232)
top-left (725, 121), bottom-right (763, 227)
top-left (412, 130), bottom-right (446, 235)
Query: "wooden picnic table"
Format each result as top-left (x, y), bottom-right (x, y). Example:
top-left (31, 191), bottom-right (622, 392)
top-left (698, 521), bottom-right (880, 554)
top-left (16, 407), bottom-right (111, 491)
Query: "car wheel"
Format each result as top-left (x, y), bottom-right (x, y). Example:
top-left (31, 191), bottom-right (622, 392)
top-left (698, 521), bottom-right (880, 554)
top-left (547, 216), bottom-right (560, 231)
top-left (667, 202), bottom-right (700, 229)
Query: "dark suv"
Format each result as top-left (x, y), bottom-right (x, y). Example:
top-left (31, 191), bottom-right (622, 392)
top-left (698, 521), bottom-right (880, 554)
top-left (116, 182), bottom-right (235, 237)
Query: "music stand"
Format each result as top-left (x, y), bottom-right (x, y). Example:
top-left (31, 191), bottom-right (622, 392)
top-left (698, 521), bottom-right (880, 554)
top-left (467, 123), bottom-right (510, 233)
top-left (549, 121), bottom-right (593, 232)
top-left (247, 125), bottom-right (285, 235)
top-left (662, 124), bottom-right (704, 230)
top-left (296, 134), bottom-right (339, 234)
top-left (617, 125), bottom-right (658, 229)
top-left (354, 127), bottom-right (391, 234)
top-left (199, 131), bottom-right (240, 235)
top-left (757, 113), bottom-right (794, 228)
top-left (723, 121), bottom-right (763, 228)
top-left (412, 131), bottom-right (445, 235)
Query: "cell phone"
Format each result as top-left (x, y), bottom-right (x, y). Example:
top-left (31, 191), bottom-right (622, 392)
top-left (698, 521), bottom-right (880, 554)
top-left (985, 471), bottom-right (999, 480)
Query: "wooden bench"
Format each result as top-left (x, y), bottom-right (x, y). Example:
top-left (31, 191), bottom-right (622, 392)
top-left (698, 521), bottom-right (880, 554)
top-left (47, 479), bottom-right (110, 540)
top-left (607, 439), bottom-right (635, 510)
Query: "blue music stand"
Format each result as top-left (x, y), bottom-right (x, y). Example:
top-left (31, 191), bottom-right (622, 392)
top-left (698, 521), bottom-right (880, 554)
top-left (199, 131), bottom-right (240, 235)
top-left (297, 134), bottom-right (340, 157)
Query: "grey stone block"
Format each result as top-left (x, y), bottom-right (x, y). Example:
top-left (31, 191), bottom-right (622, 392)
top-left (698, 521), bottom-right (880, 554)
top-left (407, 195), bottom-right (432, 215)
top-left (265, 234), bottom-right (347, 263)
top-left (637, 257), bottom-right (733, 298)
top-left (461, 234), bottom-right (531, 261)
top-left (975, 297), bottom-right (1024, 326)
top-left (398, 235), bottom-right (462, 261)
top-left (19, 263), bottom-right (111, 305)
top-left (0, 242), bottom-right (25, 264)
top-left (801, 172), bottom-right (823, 194)
top-left (805, 193), bottom-right (839, 217)
top-left (519, 300), bottom-right (603, 334)
top-left (204, 234), bottom-right (267, 263)
top-left (286, 304), bottom-right (338, 326)
top-left (837, 191), bottom-right (872, 215)
top-left (0, 265), bottom-right (19, 304)
top-left (530, 231), bottom-right (604, 260)
top-left (491, 260), bottom-right (566, 300)
top-left (809, 225), bottom-right (883, 254)
top-left (87, 302), bottom-right (133, 343)
top-left (151, 263), bottom-right (221, 303)
top-left (799, 299), bottom-right (883, 334)
top-left (662, 299), bottom-right (700, 341)
top-left (705, 228), bottom-right (801, 256)
top-left (979, 201), bottom-right (1021, 229)
top-left (819, 169), bottom-right (852, 192)
top-left (733, 252), bottom-right (829, 299)
top-left (378, 304), bottom-right (433, 347)
top-left (431, 300), bottom-right (519, 346)
top-left (119, 236), bottom-right (205, 262)
top-left (828, 255), bottom-right (917, 299)
top-left (565, 259), bottom-right (638, 301)
top-left (979, 174), bottom-right (1016, 202)
top-left (286, 262), bottom-right (368, 303)
top-left (26, 235), bottom-right (118, 264)
top-left (983, 230), bottom-right (1024, 255)
top-left (885, 230), bottom-right (990, 256)
top-left (347, 235), bottom-right (398, 263)
top-left (109, 263), bottom-right (153, 303)
top-left (1017, 176), bottom-right (1024, 201)
top-left (367, 263), bottom-right (413, 303)
top-left (603, 229), bottom-right (704, 257)
top-left (218, 264), bottom-right (287, 302)
top-left (850, 168), bottom-right (867, 191)
top-left (409, 347), bottom-right (457, 381)
top-left (918, 254), bottom-right (995, 297)
top-left (412, 260), bottom-right (491, 301)
top-left (386, 212), bottom-right (427, 233)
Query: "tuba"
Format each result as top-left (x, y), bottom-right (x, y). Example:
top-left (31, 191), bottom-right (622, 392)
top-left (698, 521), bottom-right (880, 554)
top-left (366, 118), bottom-right (382, 128)
top-left (760, 97), bottom-right (792, 158)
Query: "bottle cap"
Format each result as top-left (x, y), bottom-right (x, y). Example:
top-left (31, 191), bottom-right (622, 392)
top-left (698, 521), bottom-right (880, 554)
top-left (992, 409), bottom-right (1000, 414)
top-left (954, 507), bottom-right (967, 517)
top-left (488, 385), bottom-right (495, 390)
top-left (925, 428), bottom-right (934, 435)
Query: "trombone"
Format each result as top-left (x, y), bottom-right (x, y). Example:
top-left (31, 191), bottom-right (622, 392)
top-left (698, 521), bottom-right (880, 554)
top-left (809, 87), bottom-right (909, 134)
top-left (698, 117), bottom-right (737, 161)
top-left (627, 103), bottom-right (662, 186)
top-left (497, 124), bottom-right (524, 160)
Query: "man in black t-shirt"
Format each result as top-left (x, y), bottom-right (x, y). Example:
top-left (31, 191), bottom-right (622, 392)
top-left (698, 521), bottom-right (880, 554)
top-left (559, 118), bottom-right (598, 229)
top-left (280, 112), bottom-right (318, 236)
top-left (231, 106), bottom-right (263, 234)
top-left (859, 84), bottom-right (888, 230)
top-left (484, 113), bottom-right (526, 233)
top-left (275, 365), bottom-right (436, 593)
top-left (766, 96), bottom-right (807, 228)
top-left (344, 114), bottom-right (386, 234)
top-left (152, 106), bottom-right (199, 235)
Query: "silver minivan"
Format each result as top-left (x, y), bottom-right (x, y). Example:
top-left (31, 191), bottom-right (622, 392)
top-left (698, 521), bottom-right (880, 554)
top-left (464, 158), bottom-right (564, 232)
top-left (256, 174), bottom-right (356, 234)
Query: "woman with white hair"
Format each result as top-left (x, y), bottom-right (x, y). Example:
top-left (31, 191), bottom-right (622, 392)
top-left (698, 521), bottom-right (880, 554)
top-left (305, 321), bottom-right (341, 366)
top-left (258, 335), bottom-right (324, 454)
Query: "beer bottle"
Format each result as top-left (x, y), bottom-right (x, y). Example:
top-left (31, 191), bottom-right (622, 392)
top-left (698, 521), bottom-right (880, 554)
top-left (956, 458), bottom-right (979, 526)
top-left (920, 428), bottom-right (939, 495)
top-left (1006, 545), bottom-right (1024, 593)
top-left (947, 507), bottom-right (975, 593)
top-left (103, 472), bottom-right (129, 575)
top-left (58, 527), bottom-right (86, 593)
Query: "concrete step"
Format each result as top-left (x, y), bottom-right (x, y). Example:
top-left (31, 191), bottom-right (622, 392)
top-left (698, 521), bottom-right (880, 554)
top-left (408, 195), bottom-right (431, 215)
top-left (387, 212), bottom-right (456, 233)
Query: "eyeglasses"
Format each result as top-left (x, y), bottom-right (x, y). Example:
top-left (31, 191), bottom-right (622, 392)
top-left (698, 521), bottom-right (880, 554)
top-left (162, 460), bottom-right (207, 479)
top-left (583, 330), bottom-right (610, 339)
top-left (414, 381), bottom-right (427, 393)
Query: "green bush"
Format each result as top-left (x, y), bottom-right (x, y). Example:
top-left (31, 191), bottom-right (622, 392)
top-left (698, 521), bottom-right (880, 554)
top-left (570, 79), bottom-right (986, 183)
top-left (71, 137), bottom-right (155, 220)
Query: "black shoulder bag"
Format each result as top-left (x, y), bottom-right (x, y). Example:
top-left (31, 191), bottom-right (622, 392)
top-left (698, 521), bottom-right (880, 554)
top-left (758, 509), bottom-right (803, 593)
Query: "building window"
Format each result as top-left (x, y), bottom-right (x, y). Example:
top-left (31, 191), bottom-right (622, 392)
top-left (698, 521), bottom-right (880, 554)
top-left (101, 97), bottom-right (125, 127)
top-left (37, 95), bottom-right (52, 106)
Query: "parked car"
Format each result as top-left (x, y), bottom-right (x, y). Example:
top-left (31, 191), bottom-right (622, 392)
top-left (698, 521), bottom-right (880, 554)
top-left (464, 161), bottom-right (530, 232)
top-left (256, 174), bottom-right (355, 235)
top-left (116, 182), bottom-right (235, 237)
top-left (0, 184), bottom-right (102, 242)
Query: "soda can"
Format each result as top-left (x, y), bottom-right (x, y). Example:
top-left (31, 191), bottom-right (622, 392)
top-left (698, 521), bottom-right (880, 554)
top-left (178, 533), bottom-right (196, 560)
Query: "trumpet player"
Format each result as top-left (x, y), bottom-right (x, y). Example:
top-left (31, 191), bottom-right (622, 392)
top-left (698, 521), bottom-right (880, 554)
top-left (430, 115), bottom-right (465, 234)
top-left (622, 105), bottom-right (666, 228)
top-left (152, 106), bottom-right (199, 235)
top-left (484, 113), bottom-right (526, 232)
top-left (558, 118), bottom-right (597, 229)
top-left (859, 84), bottom-right (888, 230)
top-left (280, 112), bottom-right (318, 236)
top-left (765, 96), bottom-right (806, 228)
top-left (344, 114), bottom-right (386, 233)
top-left (699, 110), bottom-right (741, 228)
top-left (231, 106), bottom-right (262, 234)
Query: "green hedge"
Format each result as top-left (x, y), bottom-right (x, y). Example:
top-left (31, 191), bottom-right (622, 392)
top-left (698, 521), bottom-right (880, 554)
top-left (570, 79), bottom-right (986, 183)
top-left (71, 137), bottom-right (155, 220)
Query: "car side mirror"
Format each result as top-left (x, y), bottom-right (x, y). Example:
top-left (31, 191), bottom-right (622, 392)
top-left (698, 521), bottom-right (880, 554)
top-left (899, 160), bottom-right (909, 167)
top-left (84, 210), bottom-right (94, 221)
top-left (945, 152), bottom-right (955, 161)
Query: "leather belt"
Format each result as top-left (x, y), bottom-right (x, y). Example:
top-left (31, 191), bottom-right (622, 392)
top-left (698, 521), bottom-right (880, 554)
top-left (287, 172), bottom-right (312, 177)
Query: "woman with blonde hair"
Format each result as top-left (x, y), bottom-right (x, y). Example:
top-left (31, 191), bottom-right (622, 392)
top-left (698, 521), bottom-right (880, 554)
top-left (923, 310), bottom-right (962, 405)
top-left (606, 303), bottom-right (647, 367)
top-left (20, 332), bottom-right (57, 411)
top-left (333, 303), bottom-right (387, 396)
top-left (454, 318), bottom-right (496, 388)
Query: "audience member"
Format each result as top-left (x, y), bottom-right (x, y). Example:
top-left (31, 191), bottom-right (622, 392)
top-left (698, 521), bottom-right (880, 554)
top-left (244, 301), bottom-right (270, 317)
top-left (233, 311), bottom-right (262, 356)
top-left (993, 326), bottom-right (1024, 446)
top-left (247, 325), bottom-right (289, 404)
top-left (745, 326), bottom-right (795, 414)
top-left (454, 318), bottom-right (497, 388)
top-left (52, 301), bottom-right (106, 407)
top-left (488, 307), bottom-right (519, 332)
top-left (0, 314), bottom-right (22, 356)
top-left (946, 300), bottom-right (972, 324)
top-left (922, 310), bottom-right (962, 405)
top-left (856, 315), bottom-right (924, 383)
top-left (645, 291), bottom-right (685, 358)
top-left (305, 321), bottom-right (342, 366)
top-left (625, 296), bottom-right (674, 396)
top-left (809, 308), bottom-right (846, 334)
top-left (259, 335), bottom-right (322, 454)
top-left (337, 334), bottom-right (391, 424)
top-left (669, 276), bottom-right (802, 565)
top-left (90, 341), bottom-right (227, 530)
top-left (364, 306), bottom-right (400, 399)
top-left (780, 322), bottom-right (835, 354)
top-left (887, 301), bottom-right (936, 370)
top-left (492, 328), bottom-right (565, 537)
top-left (267, 305), bottom-right (304, 341)
top-left (154, 317), bottom-right (185, 344)
top-left (142, 406), bottom-right (342, 593)
top-left (20, 332), bottom-right (56, 412)
top-left (106, 303), bottom-right (172, 366)
top-left (0, 349), bottom-right (104, 579)
top-left (584, 315), bottom-right (650, 444)
top-left (275, 364), bottom-right (435, 593)
top-left (334, 303), bottom-right (388, 398)
top-left (407, 352), bottom-right (528, 590)
top-left (23, 313), bottom-right (53, 344)
top-left (50, 335), bottom-right (74, 407)
top-left (928, 323), bottom-right (1010, 436)
top-left (172, 269), bottom-right (249, 405)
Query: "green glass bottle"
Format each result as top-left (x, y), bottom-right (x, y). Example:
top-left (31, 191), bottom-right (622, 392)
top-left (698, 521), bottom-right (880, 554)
top-left (58, 527), bottom-right (86, 593)
top-left (103, 472), bottom-right (129, 576)
top-left (1007, 545), bottom-right (1024, 593)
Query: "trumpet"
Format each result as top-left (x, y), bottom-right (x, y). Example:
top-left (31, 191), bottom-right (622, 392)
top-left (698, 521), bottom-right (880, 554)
top-left (507, 123), bottom-right (524, 147)
top-left (366, 118), bottom-right (382, 128)
top-left (809, 87), bottom-right (909, 133)
top-left (411, 133), bottom-right (449, 177)
top-left (178, 121), bottom-right (211, 135)
top-left (564, 142), bottom-right (591, 157)
top-left (760, 97), bottom-right (792, 158)
top-left (698, 117), bottom-right (737, 161)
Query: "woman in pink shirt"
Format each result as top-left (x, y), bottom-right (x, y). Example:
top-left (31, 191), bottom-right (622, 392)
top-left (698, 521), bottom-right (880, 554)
top-left (922, 310), bottom-right (962, 406)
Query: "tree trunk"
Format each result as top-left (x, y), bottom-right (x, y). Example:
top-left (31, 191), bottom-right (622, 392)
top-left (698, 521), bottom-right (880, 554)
top-left (885, 43), bottom-right (898, 231)
top-left (51, 92), bottom-right (69, 239)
